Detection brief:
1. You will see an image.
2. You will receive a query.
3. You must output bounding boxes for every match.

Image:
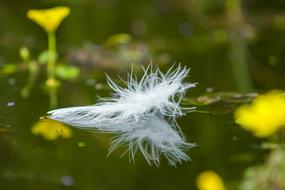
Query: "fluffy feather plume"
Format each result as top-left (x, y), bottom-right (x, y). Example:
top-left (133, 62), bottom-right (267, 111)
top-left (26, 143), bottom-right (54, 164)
top-left (48, 64), bottom-right (196, 165)
top-left (108, 115), bottom-right (195, 166)
top-left (48, 65), bottom-right (195, 126)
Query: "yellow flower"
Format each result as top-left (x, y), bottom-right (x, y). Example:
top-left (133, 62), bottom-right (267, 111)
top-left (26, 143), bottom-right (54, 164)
top-left (196, 171), bottom-right (226, 190)
top-left (32, 118), bottom-right (72, 140)
top-left (234, 90), bottom-right (285, 137)
top-left (46, 78), bottom-right (60, 88)
top-left (27, 6), bottom-right (70, 33)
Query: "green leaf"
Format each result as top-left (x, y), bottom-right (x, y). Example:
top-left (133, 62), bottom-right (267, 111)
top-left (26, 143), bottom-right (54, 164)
top-left (38, 50), bottom-right (57, 64)
top-left (19, 46), bottom-right (30, 61)
top-left (104, 33), bottom-right (131, 47)
top-left (38, 50), bottom-right (49, 64)
top-left (2, 64), bottom-right (17, 74)
top-left (56, 64), bottom-right (80, 80)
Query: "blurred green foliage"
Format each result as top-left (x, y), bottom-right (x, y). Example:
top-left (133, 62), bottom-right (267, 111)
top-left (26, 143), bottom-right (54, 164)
top-left (55, 64), bottom-right (80, 80)
top-left (240, 148), bottom-right (285, 190)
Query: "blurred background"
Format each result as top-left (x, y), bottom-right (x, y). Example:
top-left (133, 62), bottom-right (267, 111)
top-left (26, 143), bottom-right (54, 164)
top-left (0, 0), bottom-right (285, 189)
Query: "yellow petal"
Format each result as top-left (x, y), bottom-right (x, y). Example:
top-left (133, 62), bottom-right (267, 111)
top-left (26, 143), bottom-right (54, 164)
top-left (234, 90), bottom-right (285, 137)
top-left (196, 171), bottom-right (226, 190)
top-left (27, 6), bottom-right (70, 33)
top-left (31, 119), bottom-right (72, 141)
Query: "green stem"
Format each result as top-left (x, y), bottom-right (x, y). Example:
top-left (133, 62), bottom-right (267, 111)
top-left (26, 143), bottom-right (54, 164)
top-left (229, 33), bottom-right (252, 92)
top-left (47, 32), bottom-right (58, 108)
top-left (21, 61), bottom-right (38, 98)
top-left (226, 0), bottom-right (252, 92)
top-left (278, 128), bottom-right (285, 144)
top-left (48, 32), bottom-right (56, 79)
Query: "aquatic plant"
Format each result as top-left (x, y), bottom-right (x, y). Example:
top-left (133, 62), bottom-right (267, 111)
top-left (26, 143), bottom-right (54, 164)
top-left (27, 6), bottom-right (70, 108)
top-left (27, 6), bottom-right (70, 79)
top-left (48, 65), bottom-right (196, 165)
top-left (27, 7), bottom-right (70, 33)
top-left (196, 170), bottom-right (226, 190)
top-left (67, 34), bottom-right (163, 69)
top-left (19, 47), bottom-right (31, 62)
top-left (240, 148), bottom-right (285, 190)
top-left (19, 47), bottom-right (39, 98)
top-left (234, 90), bottom-right (285, 137)
top-left (31, 118), bottom-right (72, 141)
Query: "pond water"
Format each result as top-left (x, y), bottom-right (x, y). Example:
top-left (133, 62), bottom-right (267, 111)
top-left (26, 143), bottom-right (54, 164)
top-left (1, 0), bottom-right (285, 190)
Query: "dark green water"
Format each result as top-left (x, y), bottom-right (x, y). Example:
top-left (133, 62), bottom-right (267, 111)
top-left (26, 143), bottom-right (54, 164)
top-left (1, 0), bottom-right (285, 189)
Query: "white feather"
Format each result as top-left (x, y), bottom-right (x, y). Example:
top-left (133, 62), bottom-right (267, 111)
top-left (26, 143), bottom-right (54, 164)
top-left (48, 65), bottom-right (196, 126)
top-left (47, 64), bottom-right (196, 165)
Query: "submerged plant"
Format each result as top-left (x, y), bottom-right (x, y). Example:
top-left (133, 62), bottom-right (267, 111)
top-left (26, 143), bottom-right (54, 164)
top-left (48, 65), bottom-right (196, 165)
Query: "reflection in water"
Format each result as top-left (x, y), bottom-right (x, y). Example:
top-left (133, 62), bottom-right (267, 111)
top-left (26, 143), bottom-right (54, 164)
top-left (108, 115), bottom-right (194, 166)
top-left (31, 118), bottom-right (72, 141)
